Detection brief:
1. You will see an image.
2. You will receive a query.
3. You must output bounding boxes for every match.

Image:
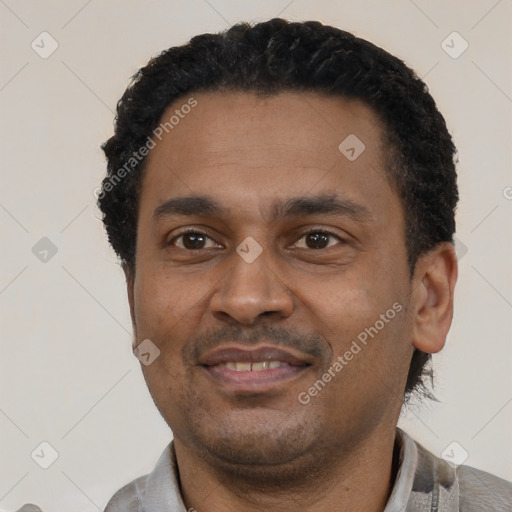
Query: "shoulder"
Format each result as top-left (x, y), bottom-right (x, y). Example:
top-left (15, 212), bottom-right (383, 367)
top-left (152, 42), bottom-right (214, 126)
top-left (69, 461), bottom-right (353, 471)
top-left (402, 429), bottom-right (512, 512)
top-left (102, 442), bottom-right (181, 512)
top-left (457, 463), bottom-right (512, 512)
top-left (103, 473), bottom-right (148, 512)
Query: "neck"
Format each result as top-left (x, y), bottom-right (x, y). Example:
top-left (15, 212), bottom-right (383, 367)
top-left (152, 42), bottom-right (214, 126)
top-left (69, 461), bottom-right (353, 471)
top-left (173, 426), bottom-right (400, 512)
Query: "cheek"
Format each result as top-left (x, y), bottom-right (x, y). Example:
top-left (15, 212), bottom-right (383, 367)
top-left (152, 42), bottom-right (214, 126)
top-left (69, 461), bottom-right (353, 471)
top-left (132, 266), bottom-right (216, 381)
top-left (134, 272), bottom-right (193, 405)
top-left (134, 266), bottom-right (203, 336)
top-left (338, 289), bottom-right (412, 390)
top-left (132, 275), bottom-right (191, 396)
top-left (307, 272), bottom-right (395, 331)
top-left (302, 262), bottom-right (410, 374)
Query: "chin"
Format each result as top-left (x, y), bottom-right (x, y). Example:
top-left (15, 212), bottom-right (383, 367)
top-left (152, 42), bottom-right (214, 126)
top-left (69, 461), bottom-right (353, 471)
top-left (189, 419), bottom-right (340, 489)
top-left (190, 408), bottom-right (323, 466)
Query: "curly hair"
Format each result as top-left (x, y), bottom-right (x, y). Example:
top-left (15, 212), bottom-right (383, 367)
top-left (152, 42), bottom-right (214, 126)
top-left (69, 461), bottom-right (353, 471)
top-left (98, 18), bottom-right (458, 401)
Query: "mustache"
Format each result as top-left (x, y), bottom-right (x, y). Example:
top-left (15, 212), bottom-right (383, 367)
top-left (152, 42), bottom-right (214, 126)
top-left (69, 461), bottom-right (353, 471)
top-left (182, 324), bottom-right (331, 364)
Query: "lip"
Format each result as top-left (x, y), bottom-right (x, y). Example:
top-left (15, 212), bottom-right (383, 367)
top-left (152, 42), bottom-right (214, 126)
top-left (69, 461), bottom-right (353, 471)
top-left (198, 344), bottom-right (313, 393)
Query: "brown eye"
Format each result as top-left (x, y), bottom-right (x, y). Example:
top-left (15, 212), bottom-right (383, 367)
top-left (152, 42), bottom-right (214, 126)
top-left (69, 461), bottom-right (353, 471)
top-left (305, 232), bottom-right (330, 249)
top-left (294, 230), bottom-right (343, 250)
top-left (170, 231), bottom-right (218, 250)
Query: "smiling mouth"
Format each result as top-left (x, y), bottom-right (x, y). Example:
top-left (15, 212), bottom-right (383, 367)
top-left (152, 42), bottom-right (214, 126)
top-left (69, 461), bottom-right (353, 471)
top-left (198, 345), bottom-right (313, 392)
top-left (201, 362), bottom-right (310, 392)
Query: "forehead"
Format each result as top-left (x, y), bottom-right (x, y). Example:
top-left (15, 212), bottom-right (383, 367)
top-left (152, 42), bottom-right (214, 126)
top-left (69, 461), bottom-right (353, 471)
top-left (139, 90), bottom-right (399, 223)
top-left (148, 90), bottom-right (383, 164)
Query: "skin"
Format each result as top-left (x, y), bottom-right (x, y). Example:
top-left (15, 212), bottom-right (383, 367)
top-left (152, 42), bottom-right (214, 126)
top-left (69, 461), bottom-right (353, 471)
top-left (125, 91), bottom-right (458, 512)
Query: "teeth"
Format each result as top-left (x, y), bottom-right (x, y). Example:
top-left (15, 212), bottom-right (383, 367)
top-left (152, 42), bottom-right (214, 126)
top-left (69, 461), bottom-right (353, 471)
top-left (218, 361), bottom-right (291, 372)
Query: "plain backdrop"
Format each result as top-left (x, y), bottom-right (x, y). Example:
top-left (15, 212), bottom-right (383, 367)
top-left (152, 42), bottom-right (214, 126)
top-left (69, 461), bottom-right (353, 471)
top-left (1, 1), bottom-right (511, 510)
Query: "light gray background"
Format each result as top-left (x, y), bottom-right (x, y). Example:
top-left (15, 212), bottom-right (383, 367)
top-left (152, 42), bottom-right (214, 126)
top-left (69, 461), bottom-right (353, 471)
top-left (1, 1), bottom-right (511, 510)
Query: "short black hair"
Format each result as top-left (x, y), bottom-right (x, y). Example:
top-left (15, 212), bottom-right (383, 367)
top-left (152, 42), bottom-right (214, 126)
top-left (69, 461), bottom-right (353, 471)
top-left (98, 18), bottom-right (458, 401)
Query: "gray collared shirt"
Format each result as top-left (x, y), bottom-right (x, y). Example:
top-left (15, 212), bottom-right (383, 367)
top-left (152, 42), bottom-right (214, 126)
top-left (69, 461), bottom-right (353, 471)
top-left (103, 428), bottom-right (512, 511)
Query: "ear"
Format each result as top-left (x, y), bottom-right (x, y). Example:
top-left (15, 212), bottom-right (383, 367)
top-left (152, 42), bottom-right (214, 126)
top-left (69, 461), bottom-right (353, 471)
top-left (411, 242), bottom-right (458, 354)
top-left (122, 263), bottom-right (137, 348)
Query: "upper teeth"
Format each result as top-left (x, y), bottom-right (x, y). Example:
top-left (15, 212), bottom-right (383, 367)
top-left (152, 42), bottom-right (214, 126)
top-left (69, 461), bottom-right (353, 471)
top-left (218, 361), bottom-right (290, 371)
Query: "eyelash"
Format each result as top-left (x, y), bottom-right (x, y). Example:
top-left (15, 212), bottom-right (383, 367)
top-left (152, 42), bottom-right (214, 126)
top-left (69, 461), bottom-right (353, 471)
top-left (168, 228), bottom-right (345, 250)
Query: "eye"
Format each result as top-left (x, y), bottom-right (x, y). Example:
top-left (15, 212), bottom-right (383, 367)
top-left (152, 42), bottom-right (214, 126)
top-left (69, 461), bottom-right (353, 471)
top-left (169, 230), bottom-right (221, 250)
top-left (293, 230), bottom-right (344, 250)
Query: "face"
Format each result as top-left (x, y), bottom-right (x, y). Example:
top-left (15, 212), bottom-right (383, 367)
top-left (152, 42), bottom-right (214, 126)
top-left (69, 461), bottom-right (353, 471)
top-left (127, 91), bottom-right (418, 474)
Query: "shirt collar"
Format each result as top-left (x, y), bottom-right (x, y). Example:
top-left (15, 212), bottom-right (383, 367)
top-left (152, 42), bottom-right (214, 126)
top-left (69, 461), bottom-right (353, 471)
top-left (385, 427), bottom-right (459, 512)
top-left (383, 427), bottom-right (419, 511)
top-left (141, 441), bottom-right (188, 511)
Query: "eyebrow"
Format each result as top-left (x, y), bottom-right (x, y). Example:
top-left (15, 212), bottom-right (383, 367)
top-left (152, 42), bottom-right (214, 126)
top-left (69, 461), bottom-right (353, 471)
top-left (153, 193), bottom-right (372, 222)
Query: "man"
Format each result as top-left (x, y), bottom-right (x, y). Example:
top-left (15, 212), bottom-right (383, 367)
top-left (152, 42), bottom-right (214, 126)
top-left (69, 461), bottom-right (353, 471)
top-left (98, 18), bottom-right (512, 512)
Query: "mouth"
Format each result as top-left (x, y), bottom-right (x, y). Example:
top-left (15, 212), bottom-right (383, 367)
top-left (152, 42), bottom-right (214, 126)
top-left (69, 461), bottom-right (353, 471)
top-left (198, 345), bottom-right (313, 393)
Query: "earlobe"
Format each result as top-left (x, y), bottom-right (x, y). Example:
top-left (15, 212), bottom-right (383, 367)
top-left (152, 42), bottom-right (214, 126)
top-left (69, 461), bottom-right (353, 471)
top-left (411, 242), bottom-right (458, 354)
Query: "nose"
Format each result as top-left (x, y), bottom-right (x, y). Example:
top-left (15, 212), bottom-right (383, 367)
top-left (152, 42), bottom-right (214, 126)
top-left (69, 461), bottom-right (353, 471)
top-left (210, 248), bottom-right (294, 325)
